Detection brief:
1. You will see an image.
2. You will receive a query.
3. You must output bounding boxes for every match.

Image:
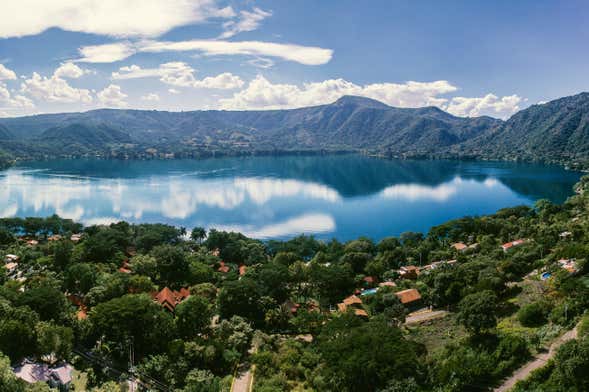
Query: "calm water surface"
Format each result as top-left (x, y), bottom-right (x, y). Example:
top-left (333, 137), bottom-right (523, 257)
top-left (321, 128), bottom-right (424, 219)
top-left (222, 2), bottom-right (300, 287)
top-left (0, 155), bottom-right (582, 241)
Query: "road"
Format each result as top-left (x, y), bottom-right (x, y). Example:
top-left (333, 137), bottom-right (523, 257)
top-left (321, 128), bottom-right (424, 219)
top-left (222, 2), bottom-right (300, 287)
top-left (494, 325), bottom-right (578, 392)
top-left (231, 362), bottom-right (253, 392)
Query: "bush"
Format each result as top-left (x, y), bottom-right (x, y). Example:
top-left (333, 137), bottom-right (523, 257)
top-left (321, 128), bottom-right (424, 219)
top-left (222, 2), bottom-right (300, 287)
top-left (577, 314), bottom-right (589, 338)
top-left (518, 302), bottom-right (549, 327)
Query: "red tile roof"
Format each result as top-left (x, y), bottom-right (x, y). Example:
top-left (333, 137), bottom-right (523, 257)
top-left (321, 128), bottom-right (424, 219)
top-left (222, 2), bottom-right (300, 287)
top-left (217, 261), bottom-right (230, 273)
top-left (395, 288), bottom-right (422, 304)
top-left (153, 287), bottom-right (191, 311)
top-left (343, 295), bottom-right (363, 306)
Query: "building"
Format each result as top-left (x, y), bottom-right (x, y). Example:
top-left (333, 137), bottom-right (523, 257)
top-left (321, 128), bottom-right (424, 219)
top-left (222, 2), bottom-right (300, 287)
top-left (4, 262), bottom-right (19, 279)
top-left (4, 254), bottom-right (19, 263)
top-left (47, 234), bottom-right (62, 242)
top-left (501, 239), bottom-right (527, 252)
top-left (558, 258), bottom-right (579, 274)
top-left (13, 360), bottom-right (73, 391)
top-left (217, 261), bottom-right (230, 273)
top-left (337, 295), bottom-right (368, 317)
top-left (398, 265), bottom-right (419, 279)
top-left (153, 287), bottom-right (190, 312)
top-left (239, 264), bottom-right (247, 276)
top-left (451, 242), bottom-right (468, 251)
top-left (70, 233), bottom-right (83, 242)
top-left (395, 288), bottom-right (423, 311)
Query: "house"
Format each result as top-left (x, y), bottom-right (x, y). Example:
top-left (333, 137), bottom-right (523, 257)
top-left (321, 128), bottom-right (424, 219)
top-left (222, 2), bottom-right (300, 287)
top-left (559, 231), bottom-right (573, 239)
top-left (501, 239), bottom-right (527, 252)
top-left (153, 287), bottom-right (190, 312)
top-left (558, 258), bottom-right (579, 274)
top-left (70, 233), bottom-right (82, 242)
top-left (395, 288), bottom-right (423, 311)
top-left (5, 262), bottom-right (18, 278)
top-left (217, 261), bottom-right (230, 273)
top-left (337, 295), bottom-right (368, 317)
top-left (398, 265), bottom-right (419, 279)
top-left (47, 234), bottom-right (62, 242)
top-left (379, 281), bottom-right (397, 288)
top-left (118, 260), bottom-right (131, 274)
top-left (451, 242), bottom-right (468, 251)
top-left (4, 254), bottom-right (19, 263)
top-left (363, 276), bottom-right (376, 286)
top-left (26, 239), bottom-right (39, 247)
top-left (13, 360), bottom-right (73, 391)
top-left (239, 264), bottom-right (247, 276)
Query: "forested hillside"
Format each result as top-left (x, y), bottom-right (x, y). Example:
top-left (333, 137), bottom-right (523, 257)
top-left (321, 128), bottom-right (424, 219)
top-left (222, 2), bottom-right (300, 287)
top-left (2, 177), bottom-right (589, 390)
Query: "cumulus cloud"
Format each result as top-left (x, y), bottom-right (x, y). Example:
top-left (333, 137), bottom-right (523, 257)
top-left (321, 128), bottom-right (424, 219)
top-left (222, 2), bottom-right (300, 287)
top-left (141, 93), bottom-right (160, 102)
top-left (168, 88), bottom-right (181, 94)
top-left (0, 82), bottom-right (35, 109)
top-left (53, 62), bottom-right (91, 79)
top-left (0, 0), bottom-right (235, 38)
top-left (97, 84), bottom-right (127, 107)
top-left (77, 40), bottom-right (333, 66)
top-left (220, 7), bottom-right (272, 39)
top-left (445, 94), bottom-right (522, 119)
top-left (219, 75), bottom-right (458, 110)
top-left (112, 62), bottom-right (244, 89)
top-left (0, 64), bottom-right (17, 80)
top-left (20, 72), bottom-right (92, 104)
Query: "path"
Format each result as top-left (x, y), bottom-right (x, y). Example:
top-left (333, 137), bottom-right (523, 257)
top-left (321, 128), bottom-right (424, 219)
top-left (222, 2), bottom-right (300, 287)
top-left (494, 325), bottom-right (578, 392)
top-left (231, 362), bottom-right (253, 392)
top-left (405, 310), bottom-right (448, 325)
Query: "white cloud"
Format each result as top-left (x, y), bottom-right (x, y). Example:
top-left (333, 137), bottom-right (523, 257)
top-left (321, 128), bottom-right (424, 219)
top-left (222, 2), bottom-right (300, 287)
top-left (141, 93), bottom-right (160, 102)
top-left (246, 57), bottom-right (274, 69)
top-left (168, 88), bottom-right (181, 94)
top-left (220, 7), bottom-right (272, 39)
top-left (77, 40), bottom-right (333, 66)
top-left (20, 72), bottom-right (92, 104)
top-left (219, 75), bottom-right (458, 110)
top-left (97, 84), bottom-right (127, 107)
top-left (0, 82), bottom-right (35, 109)
top-left (112, 62), bottom-right (243, 89)
top-left (445, 94), bottom-right (522, 119)
top-left (0, 64), bottom-right (17, 80)
top-left (0, 0), bottom-right (235, 38)
top-left (77, 42), bottom-right (137, 63)
top-left (53, 62), bottom-right (90, 79)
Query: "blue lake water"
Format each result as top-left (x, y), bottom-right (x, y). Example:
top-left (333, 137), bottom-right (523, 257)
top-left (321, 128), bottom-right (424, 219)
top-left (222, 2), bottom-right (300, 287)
top-left (0, 155), bottom-right (582, 241)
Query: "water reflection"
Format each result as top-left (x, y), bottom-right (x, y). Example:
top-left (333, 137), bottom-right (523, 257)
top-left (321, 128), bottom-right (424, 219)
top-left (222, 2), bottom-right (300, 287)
top-left (0, 156), bottom-right (582, 240)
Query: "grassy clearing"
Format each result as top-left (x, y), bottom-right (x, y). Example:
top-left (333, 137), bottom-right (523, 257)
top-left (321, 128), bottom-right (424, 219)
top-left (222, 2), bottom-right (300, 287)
top-left (406, 313), bottom-right (467, 355)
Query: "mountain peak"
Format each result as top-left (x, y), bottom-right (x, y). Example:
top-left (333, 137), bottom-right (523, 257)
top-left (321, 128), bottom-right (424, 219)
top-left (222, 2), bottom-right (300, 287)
top-left (332, 95), bottom-right (390, 109)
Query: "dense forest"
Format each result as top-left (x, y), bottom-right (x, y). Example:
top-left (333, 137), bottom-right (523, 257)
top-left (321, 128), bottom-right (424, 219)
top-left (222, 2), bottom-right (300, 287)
top-left (2, 176), bottom-right (589, 391)
top-left (1, 92), bottom-right (589, 170)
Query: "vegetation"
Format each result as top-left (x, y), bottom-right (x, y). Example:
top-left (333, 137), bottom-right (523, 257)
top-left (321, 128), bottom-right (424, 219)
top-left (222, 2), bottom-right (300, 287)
top-left (1, 174), bottom-right (589, 390)
top-left (2, 92), bottom-right (589, 169)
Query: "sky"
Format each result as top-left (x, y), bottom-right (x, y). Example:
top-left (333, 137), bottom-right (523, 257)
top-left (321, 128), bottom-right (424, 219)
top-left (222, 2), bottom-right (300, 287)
top-left (0, 0), bottom-right (588, 119)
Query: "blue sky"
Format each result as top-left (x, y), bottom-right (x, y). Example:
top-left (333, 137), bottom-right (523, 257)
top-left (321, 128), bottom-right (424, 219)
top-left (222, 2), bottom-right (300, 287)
top-left (0, 0), bottom-right (588, 118)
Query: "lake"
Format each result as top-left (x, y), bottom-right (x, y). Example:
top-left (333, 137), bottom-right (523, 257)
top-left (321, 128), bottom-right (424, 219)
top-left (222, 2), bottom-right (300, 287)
top-left (0, 155), bottom-right (582, 241)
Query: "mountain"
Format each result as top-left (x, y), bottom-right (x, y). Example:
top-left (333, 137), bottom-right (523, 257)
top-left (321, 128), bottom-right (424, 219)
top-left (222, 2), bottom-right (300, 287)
top-left (0, 123), bottom-right (13, 140)
top-left (0, 92), bottom-right (588, 166)
top-left (39, 123), bottom-right (132, 148)
top-left (455, 92), bottom-right (589, 162)
top-left (0, 96), bottom-right (502, 156)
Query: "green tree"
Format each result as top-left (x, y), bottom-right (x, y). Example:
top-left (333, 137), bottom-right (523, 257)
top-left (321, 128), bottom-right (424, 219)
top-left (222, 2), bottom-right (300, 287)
top-left (457, 290), bottom-right (498, 335)
top-left (35, 321), bottom-right (73, 361)
top-left (175, 295), bottom-right (213, 339)
top-left (89, 294), bottom-right (174, 359)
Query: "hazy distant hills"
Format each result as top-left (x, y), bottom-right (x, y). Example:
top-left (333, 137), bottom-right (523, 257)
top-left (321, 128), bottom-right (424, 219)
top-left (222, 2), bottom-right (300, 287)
top-left (1, 92), bottom-right (589, 166)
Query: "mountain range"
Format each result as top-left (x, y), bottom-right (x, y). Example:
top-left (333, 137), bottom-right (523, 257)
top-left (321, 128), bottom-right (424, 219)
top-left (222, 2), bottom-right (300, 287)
top-left (1, 92), bottom-right (588, 166)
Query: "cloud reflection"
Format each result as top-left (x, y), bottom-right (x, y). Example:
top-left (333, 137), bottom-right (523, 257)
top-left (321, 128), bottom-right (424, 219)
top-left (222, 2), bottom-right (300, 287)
top-left (214, 213), bottom-right (336, 239)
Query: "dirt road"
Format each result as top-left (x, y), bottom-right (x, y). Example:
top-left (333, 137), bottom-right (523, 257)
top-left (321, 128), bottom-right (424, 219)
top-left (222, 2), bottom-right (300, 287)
top-left (494, 325), bottom-right (578, 392)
